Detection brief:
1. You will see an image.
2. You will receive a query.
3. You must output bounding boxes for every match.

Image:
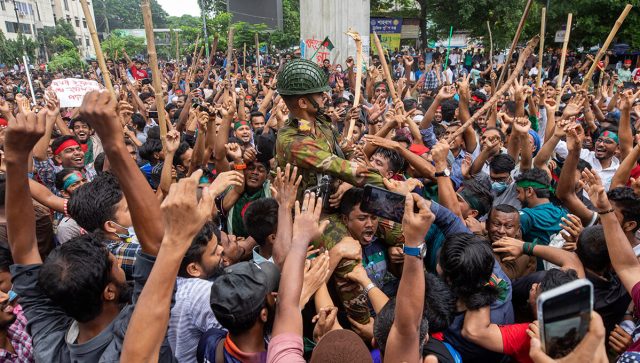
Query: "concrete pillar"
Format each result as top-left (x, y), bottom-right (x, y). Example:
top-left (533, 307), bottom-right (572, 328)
top-left (300, 0), bottom-right (370, 66)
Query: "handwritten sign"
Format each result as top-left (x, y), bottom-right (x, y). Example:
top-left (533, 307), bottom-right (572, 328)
top-left (304, 37), bottom-right (330, 63)
top-left (51, 78), bottom-right (101, 108)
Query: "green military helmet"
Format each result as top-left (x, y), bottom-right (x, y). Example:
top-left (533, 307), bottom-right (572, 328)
top-left (277, 59), bottom-right (331, 96)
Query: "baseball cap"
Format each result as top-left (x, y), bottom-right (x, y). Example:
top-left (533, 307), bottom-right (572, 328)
top-left (210, 261), bottom-right (280, 325)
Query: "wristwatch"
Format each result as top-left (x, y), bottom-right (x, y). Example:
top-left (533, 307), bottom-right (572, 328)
top-left (434, 168), bottom-right (451, 178)
top-left (403, 243), bottom-right (427, 259)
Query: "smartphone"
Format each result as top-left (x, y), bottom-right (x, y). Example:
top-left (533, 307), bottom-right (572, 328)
top-left (361, 184), bottom-right (406, 223)
top-left (148, 110), bottom-right (159, 119)
top-left (537, 279), bottom-right (593, 359)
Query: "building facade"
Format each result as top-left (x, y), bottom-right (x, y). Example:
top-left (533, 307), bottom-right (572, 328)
top-left (0, 0), bottom-right (96, 61)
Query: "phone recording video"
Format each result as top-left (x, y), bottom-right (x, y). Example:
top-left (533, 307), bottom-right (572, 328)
top-left (360, 184), bottom-right (407, 223)
top-left (147, 110), bottom-right (159, 119)
top-left (537, 279), bottom-right (593, 358)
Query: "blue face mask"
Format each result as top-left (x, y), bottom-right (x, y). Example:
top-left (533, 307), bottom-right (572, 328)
top-left (491, 181), bottom-right (508, 194)
top-left (111, 221), bottom-right (135, 242)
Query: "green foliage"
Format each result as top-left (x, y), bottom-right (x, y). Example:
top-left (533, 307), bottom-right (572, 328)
top-left (270, 0), bottom-right (300, 49)
top-left (51, 36), bottom-right (76, 53)
top-left (95, 0), bottom-right (168, 32)
top-left (101, 33), bottom-right (146, 59)
top-left (48, 49), bottom-right (84, 72)
top-left (0, 30), bottom-right (38, 65)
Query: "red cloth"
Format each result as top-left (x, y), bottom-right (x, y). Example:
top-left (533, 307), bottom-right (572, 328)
top-left (627, 282), bottom-right (640, 351)
top-left (629, 164), bottom-right (640, 186)
top-left (499, 323), bottom-right (533, 363)
top-left (409, 143), bottom-right (430, 156)
top-left (130, 65), bottom-right (148, 81)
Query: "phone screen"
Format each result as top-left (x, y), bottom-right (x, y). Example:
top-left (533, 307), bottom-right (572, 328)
top-left (538, 280), bottom-right (592, 358)
top-left (360, 184), bottom-right (406, 223)
top-left (148, 111), bottom-right (159, 119)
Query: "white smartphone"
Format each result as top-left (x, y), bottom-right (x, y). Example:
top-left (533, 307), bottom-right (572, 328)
top-left (537, 278), bottom-right (593, 359)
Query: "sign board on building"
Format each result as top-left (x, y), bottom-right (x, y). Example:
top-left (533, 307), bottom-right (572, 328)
top-left (370, 18), bottom-right (402, 54)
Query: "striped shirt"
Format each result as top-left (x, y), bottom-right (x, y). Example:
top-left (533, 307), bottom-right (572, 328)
top-left (168, 277), bottom-right (223, 363)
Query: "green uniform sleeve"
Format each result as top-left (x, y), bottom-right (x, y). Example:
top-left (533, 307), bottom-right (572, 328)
top-left (288, 136), bottom-right (384, 187)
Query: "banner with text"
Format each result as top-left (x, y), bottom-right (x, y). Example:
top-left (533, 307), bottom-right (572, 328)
top-left (51, 78), bottom-right (101, 108)
top-left (370, 17), bottom-right (402, 55)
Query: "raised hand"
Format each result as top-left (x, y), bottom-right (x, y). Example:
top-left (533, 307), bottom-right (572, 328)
top-left (430, 139), bottom-right (450, 167)
top-left (383, 178), bottom-right (423, 196)
top-left (579, 168), bottom-right (611, 211)
top-left (224, 142), bottom-right (243, 162)
top-left (5, 111), bottom-right (45, 158)
top-left (272, 163), bottom-right (302, 210)
top-left (402, 193), bottom-right (434, 245)
top-left (562, 93), bottom-right (585, 119)
top-left (437, 85), bottom-right (456, 100)
top-left (513, 117), bottom-right (531, 134)
top-left (457, 73), bottom-right (471, 100)
top-left (161, 169), bottom-right (214, 247)
top-left (564, 122), bottom-right (584, 152)
top-left (300, 252), bottom-right (331, 308)
top-left (312, 306), bottom-right (341, 343)
top-left (559, 214), bottom-right (583, 251)
top-left (164, 129), bottom-right (181, 154)
top-left (78, 91), bottom-right (121, 144)
top-left (209, 170), bottom-right (244, 197)
top-left (364, 134), bottom-right (400, 150)
top-left (292, 192), bottom-right (329, 245)
top-left (44, 92), bottom-right (60, 118)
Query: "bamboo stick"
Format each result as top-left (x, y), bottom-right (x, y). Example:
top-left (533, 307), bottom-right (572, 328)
top-left (226, 27), bottom-right (235, 79)
top-left (346, 28), bottom-right (363, 140)
top-left (496, 0), bottom-right (533, 88)
top-left (556, 13), bottom-right (572, 103)
top-left (243, 43), bottom-right (247, 71)
top-left (537, 7), bottom-right (546, 87)
top-left (448, 36), bottom-right (540, 142)
top-left (79, 0), bottom-right (113, 95)
top-left (487, 21), bottom-right (493, 69)
top-left (141, 0), bottom-right (168, 139)
top-left (255, 33), bottom-right (260, 76)
top-left (582, 4), bottom-right (633, 89)
top-left (175, 31), bottom-right (179, 62)
top-left (372, 31), bottom-right (399, 104)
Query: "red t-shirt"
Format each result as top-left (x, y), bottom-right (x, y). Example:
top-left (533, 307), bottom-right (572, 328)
top-left (499, 323), bottom-right (533, 363)
top-left (627, 282), bottom-right (640, 351)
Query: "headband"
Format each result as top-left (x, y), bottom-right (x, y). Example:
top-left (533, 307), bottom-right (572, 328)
top-left (54, 139), bottom-right (81, 156)
top-left (234, 121), bottom-right (249, 130)
top-left (471, 95), bottom-right (484, 104)
top-left (599, 130), bottom-right (619, 144)
top-left (516, 180), bottom-right (554, 192)
top-left (62, 171), bottom-right (84, 191)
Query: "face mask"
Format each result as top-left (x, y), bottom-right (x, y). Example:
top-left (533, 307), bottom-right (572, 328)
top-left (111, 221), bottom-right (136, 242)
top-left (491, 181), bottom-right (508, 194)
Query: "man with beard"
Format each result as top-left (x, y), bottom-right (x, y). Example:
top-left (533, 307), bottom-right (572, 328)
top-left (579, 130), bottom-right (620, 191)
top-left (232, 120), bottom-right (253, 148)
top-left (168, 221), bottom-right (226, 362)
top-left (0, 288), bottom-right (32, 362)
top-left (197, 261), bottom-right (280, 363)
top-left (70, 119), bottom-right (103, 165)
top-left (221, 159), bottom-right (271, 237)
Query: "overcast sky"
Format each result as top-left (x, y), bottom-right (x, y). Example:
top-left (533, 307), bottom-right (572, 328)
top-left (156, 0), bottom-right (201, 17)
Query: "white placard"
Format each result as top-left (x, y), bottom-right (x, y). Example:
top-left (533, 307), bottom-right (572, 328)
top-left (555, 30), bottom-right (566, 43)
top-left (51, 78), bottom-right (101, 108)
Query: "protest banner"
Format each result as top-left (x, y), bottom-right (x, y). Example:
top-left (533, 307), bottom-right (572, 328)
top-left (51, 78), bottom-right (101, 108)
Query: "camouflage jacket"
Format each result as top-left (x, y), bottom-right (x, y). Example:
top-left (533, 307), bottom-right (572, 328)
top-left (276, 117), bottom-right (384, 199)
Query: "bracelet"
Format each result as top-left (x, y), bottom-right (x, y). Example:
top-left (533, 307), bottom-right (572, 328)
top-left (364, 282), bottom-right (376, 294)
top-left (522, 241), bottom-right (537, 256)
top-left (598, 207), bottom-right (615, 215)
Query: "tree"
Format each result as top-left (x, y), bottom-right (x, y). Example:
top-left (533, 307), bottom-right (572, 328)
top-left (95, 0), bottom-right (168, 33)
top-left (0, 30), bottom-right (39, 65)
top-left (39, 22), bottom-right (77, 57)
top-left (47, 35), bottom-right (84, 72)
top-left (270, 0), bottom-right (300, 49)
top-left (101, 32), bottom-right (146, 59)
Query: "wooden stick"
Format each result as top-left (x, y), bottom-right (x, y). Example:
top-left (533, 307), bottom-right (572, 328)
top-left (372, 31), bottom-right (399, 104)
top-left (556, 13), bottom-right (572, 103)
top-left (448, 36), bottom-right (540, 143)
top-left (79, 0), bottom-right (113, 95)
top-left (537, 7), bottom-right (546, 87)
top-left (346, 28), bottom-right (363, 140)
top-left (582, 4), bottom-right (633, 89)
top-left (255, 33), bottom-right (260, 76)
top-left (487, 21), bottom-right (493, 69)
top-left (226, 27), bottom-right (235, 79)
top-left (141, 0), bottom-right (168, 139)
top-left (175, 31), bottom-right (179, 62)
top-left (243, 43), bottom-right (247, 71)
top-left (192, 34), bottom-right (200, 62)
top-left (496, 0), bottom-right (533, 88)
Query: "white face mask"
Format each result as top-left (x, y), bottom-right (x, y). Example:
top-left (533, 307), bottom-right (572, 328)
top-left (336, 67), bottom-right (342, 72)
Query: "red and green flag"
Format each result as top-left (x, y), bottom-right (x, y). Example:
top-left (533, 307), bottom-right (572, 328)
top-left (321, 36), bottom-right (334, 51)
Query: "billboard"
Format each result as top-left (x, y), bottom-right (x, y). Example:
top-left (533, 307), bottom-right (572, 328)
top-left (370, 18), bottom-right (402, 54)
top-left (228, 0), bottom-right (283, 30)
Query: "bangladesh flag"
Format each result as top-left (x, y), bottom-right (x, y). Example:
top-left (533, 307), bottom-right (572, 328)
top-left (321, 36), bottom-right (334, 51)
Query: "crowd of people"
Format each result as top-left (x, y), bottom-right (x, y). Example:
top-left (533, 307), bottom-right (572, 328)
top-left (0, 36), bottom-right (640, 363)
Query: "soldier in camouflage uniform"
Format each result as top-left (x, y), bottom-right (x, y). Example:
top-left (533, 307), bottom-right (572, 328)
top-left (275, 59), bottom-right (403, 324)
